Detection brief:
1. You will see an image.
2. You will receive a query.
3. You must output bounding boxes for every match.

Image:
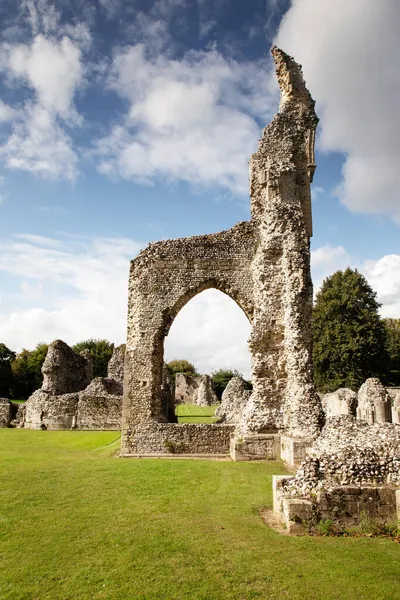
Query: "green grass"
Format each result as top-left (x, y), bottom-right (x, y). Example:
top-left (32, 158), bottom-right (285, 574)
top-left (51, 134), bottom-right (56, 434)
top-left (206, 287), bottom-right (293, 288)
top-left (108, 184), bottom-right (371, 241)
top-left (1, 430), bottom-right (400, 600)
top-left (175, 404), bottom-right (218, 423)
top-left (175, 404), bottom-right (218, 416)
top-left (9, 399), bottom-right (26, 404)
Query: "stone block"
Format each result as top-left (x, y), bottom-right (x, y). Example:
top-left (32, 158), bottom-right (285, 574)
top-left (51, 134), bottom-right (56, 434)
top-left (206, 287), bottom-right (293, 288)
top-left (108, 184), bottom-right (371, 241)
top-left (280, 435), bottom-right (313, 467)
top-left (230, 434), bottom-right (280, 461)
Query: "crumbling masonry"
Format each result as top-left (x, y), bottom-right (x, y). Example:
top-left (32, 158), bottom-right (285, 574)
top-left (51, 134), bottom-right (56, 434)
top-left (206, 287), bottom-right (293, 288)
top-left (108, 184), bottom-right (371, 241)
top-left (121, 47), bottom-right (323, 456)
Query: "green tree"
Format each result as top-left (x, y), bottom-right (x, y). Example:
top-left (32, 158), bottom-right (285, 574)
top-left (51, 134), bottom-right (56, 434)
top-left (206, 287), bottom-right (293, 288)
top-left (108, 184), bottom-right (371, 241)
top-left (0, 343), bottom-right (16, 398)
top-left (11, 343), bottom-right (48, 399)
top-left (71, 339), bottom-right (114, 378)
top-left (383, 318), bottom-right (400, 385)
top-left (313, 268), bottom-right (389, 392)
top-left (211, 368), bottom-right (251, 400)
top-left (166, 359), bottom-right (197, 384)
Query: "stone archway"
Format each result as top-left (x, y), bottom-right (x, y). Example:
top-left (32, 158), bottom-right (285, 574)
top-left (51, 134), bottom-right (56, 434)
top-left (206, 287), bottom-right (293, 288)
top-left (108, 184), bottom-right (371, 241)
top-left (121, 47), bottom-right (323, 459)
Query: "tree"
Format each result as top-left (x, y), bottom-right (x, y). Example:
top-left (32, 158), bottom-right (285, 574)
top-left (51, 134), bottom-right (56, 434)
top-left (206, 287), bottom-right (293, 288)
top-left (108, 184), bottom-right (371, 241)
top-left (71, 339), bottom-right (114, 378)
top-left (166, 359), bottom-right (197, 384)
top-left (313, 268), bottom-right (389, 392)
top-left (11, 343), bottom-right (48, 399)
top-left (383, 318), bottom-right (400, 385)
top-left (211, 368), bottom-right (251, 400)
top-left (0, 343), bottom-right (16, 397)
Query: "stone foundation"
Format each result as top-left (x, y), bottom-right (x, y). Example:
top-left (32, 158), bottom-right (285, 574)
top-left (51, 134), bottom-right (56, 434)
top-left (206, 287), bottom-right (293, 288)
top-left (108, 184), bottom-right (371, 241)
top-left (273, 475), bottom-right (400, 534)
top-left (0, 398), bottom-right (11, 427)
top-left (121, 423), bottom-right (234, 456)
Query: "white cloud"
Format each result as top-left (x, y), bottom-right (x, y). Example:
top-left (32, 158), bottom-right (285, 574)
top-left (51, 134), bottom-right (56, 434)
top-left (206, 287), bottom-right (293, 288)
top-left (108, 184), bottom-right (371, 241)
top-left (96, 44), bottom-right (275, 194)
top-left (275, 0), bottom-right (400, 221)
top-left (363, 254), bottom-right (400, 318)
top-left (164, 289), bottom-right (251, 378)
top-left (311, 244), bottom-right (352, 291)
top-left (0, 3), bottom-right (90, 180)
top-left (0, 235), bottom-right (142, 351)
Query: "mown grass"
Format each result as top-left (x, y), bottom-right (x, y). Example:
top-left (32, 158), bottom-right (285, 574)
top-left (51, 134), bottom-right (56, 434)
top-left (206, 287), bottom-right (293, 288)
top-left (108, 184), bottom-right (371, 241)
top-left (1, 430), bottom-right (400, 600)
top-left (175, 404), bottom-right (219, 423)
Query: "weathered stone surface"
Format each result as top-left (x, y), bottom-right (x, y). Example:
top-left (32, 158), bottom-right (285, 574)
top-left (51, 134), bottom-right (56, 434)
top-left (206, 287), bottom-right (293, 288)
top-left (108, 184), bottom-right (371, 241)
top-left (322, 388), bottom-right (357, 418)
top-left (41, 340), bottom-right (92, 395)
top-left (193, 375), bottom-right (218, 407)
top-left (0, 398), bottom-right (11, 427)
top-left (25, 390), bottom-right (79, 430)
top-left (121, 423), bottom-right (234, 455)
top-left (281, 416), bottom-right (400, 499)
top-left (84, 377), bottom-right (123, 397)
top-left (107, 344), bottom-right (125, 383)
top-left (215, 377), bottom-right (251, 425)
top-left (357, 378), bottom-right (392, 423)
top-left (121, 46), bottom-right (323, 455)
top-left (174, 373), bottom-right (200, 404)
top-left (388, 388), bottom-right (400, 423)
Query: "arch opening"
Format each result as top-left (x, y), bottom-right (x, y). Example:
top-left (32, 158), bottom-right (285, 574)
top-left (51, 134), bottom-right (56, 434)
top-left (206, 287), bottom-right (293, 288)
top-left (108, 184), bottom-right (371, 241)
top-left (163, 288), bottom-right (252, 424)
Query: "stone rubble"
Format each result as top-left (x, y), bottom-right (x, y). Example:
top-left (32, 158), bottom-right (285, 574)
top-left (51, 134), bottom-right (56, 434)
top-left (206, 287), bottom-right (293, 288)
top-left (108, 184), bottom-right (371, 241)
top-left (322, 388), bottom-right (357, 419)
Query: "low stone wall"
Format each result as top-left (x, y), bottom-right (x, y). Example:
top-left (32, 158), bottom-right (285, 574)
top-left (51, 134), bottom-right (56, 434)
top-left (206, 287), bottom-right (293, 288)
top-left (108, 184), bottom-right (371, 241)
top-left (273, 475), bottom-right (400, 534)
top-left (230, 434), bottom-right (280, 461)
top-left (77, 394), bottom-right (122, 430)
top-left (121, 423), bottom-right (234, 455)
top-left (25, 390), bottom-right (78, 430)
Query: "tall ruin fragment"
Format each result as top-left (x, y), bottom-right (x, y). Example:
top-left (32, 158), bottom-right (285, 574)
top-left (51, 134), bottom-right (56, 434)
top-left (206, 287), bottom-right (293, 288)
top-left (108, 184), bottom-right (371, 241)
top-left (121, 47), bottom-right (323, 458)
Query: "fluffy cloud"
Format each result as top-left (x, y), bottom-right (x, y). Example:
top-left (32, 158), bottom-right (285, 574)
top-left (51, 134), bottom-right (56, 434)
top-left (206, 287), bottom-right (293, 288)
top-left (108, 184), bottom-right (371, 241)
top-left (96, 44), bottom-right (275, 194)
top-left (275, 0), bottom-right (400, 220)
top-left (0, 234), bottom-right (142, 350)
top-left (363, 254), bottom-right (400, 318)
top-left (311, 244), bottom-right (352, 290)
top-left (0, 2), bottom-right (89, 180)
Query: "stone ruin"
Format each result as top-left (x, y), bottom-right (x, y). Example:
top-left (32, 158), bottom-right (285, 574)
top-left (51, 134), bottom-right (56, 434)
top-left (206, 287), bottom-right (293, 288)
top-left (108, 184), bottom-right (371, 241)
top-left (23, 340), bottom-right (126, 430)
top-left (174, 373), bottom-right (218, 406)
top-left (118, 45), bottom-right (400, 531)
top-left (121, 46), bottom-right (323, 457)
top-left (215, 377), bottom-right (251, 427)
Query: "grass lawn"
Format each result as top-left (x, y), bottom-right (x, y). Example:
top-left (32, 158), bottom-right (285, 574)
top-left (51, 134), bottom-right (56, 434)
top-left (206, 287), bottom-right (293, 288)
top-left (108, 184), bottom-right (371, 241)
top-left (175, 404), bottom-right (219, 424)
top-left (1, 430), bottom-right (399, 600)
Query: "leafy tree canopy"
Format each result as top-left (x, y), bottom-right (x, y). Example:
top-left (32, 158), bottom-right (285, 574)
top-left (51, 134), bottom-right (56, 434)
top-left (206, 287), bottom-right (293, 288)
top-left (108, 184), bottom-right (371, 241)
top-left (313, 268), bottom-right (389, 393)
top-left (0, 343), bottom-right (16, 398)
top-left (383, 318), bottom-right (400, 385)
top-left (166, 359), bottom-right (197, 383)
top-left (71, 339), bottom-right (114, 378)
top-left (11, 343), bottom-right (48, 399)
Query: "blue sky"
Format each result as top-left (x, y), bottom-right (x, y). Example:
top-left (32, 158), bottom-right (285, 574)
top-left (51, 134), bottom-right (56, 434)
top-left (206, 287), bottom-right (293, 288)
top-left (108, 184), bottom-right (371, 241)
top-left (0, 0), bottom-right (399, 377)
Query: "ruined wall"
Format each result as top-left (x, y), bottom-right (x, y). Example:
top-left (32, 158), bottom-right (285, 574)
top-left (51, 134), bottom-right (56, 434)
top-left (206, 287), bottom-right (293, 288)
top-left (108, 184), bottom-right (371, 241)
top-left (322, 388), bottom-right (357, 419)
top-left (0, 398), bottom-right (11, 427)
top-left (41, 340), bottom-right (92, 395)
top-left (357, 378), bottom-right (392, 423)
top-left (25, 390), bottom-right (79, 430)
top-left (174, 373), bottom-right (200, 404)
top-left (122, 423), bottom-right (234, 455)
top-left (121, 47), bottom-right (323, 455)
top-left (215, 377), bottom-right (251, 427)
top-left (107, 344), bottom-right (125, 383)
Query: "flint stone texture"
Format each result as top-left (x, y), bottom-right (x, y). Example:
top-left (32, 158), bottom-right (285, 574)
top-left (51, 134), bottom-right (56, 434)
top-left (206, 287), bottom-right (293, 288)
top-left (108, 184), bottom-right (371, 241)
top-left (357, 378), bottom-right (392, 423)
top-left (281, 416), bottom-right (400, 499)
top-left (25, 390), bottom-right (79, 430)
top-left (10, 402), bottom-right (26, 428)
top-left (388, 388), bottom-right (400, 423)
top-left (41, 340), bottom-right (92, 395)
top-left (174, 373), bottom-right (201, 404)
top-left (322, 388), bottom-right (357, 419)
top-left (0, 398), bottom-right (11, 427)
top-left (121, 47), bottom-right (323, 455)
top-left (215, 377), bottom-right (251, 426)
top-left (107, 344), bottom-right (125, 383)
top-left (193, 375), bottom-right (219, 407)
top-left (24, 340), bottom-right (123, 430)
